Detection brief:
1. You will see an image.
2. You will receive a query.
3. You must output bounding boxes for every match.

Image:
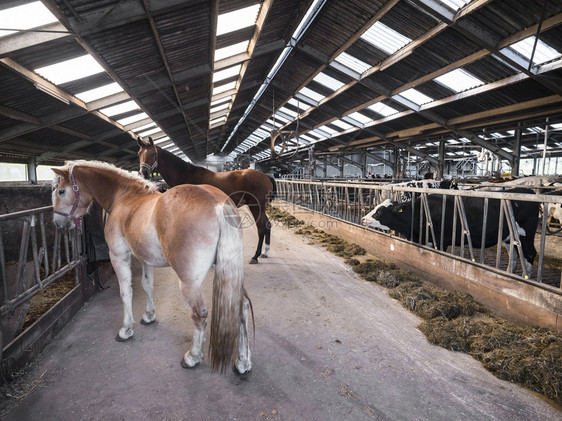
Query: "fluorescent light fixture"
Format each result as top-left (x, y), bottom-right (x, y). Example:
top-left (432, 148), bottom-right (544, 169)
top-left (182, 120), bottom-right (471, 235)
top-left (215, 41), bottom-right (249, 61)
top-left (216, 4), bottom-right (260, 36)
top-left (100, 100), bottom-right (140, 117)
top-left (0, 2), bottom-right (57, 38)
top-left (75, 83), bottom-right (124, 102)
top-left (400, 88), bottom-right (433, 105)
top-left (35, 55), bottom-right (105, 85)
top-left (118, 112), bottom-right (148, 126)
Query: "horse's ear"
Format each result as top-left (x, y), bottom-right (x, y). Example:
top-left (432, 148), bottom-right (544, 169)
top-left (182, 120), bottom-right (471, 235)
top-left (147, 136), bottom-right (154, 146)
top-left (52, 168), bottom-right (68, 177)
top-left (137, 137), bottom-right (145, 148)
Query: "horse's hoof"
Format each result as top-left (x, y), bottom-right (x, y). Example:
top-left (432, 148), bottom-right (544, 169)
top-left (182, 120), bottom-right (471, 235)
top-left (233, 365), bottom-right (252, 376)
top-left (249, 258), bottom-right (258, 264)
top-left (140, 318), bottom-right (155, 325)
top-left (260, 254), bottom-right (268, 258)
top-left (181, 359), bottom-right (199, 369)
top-left (115, 334), bottom-right (130, 342)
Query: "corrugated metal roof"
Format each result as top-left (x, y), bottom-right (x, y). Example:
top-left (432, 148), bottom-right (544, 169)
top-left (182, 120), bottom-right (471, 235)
top-left (0, 0), bottom-right (560, 173)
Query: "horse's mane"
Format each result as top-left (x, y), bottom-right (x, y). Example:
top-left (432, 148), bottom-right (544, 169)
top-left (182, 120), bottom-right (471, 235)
top-left (66, 160), bottom-right (159, 194)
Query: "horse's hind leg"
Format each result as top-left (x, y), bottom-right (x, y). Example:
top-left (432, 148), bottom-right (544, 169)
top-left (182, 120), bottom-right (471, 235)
top-left (261, 217), bottom-right (272, 258)
top-left (140, 263), bottom-right (156, 325)
top-left (180, 290), bottom-right (208, 369)
top-left (233, 297), bottom-right (252, 374)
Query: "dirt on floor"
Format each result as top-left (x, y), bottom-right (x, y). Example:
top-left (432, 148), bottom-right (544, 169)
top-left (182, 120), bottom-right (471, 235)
top-left (267, 206), bottom-right (562, 406)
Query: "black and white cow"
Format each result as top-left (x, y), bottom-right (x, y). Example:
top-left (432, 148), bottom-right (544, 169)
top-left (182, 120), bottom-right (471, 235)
top-left (362, 188), bottom-right (539, 275)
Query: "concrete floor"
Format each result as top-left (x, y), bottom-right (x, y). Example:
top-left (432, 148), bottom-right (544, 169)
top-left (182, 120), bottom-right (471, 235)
top-left (3, 211), bottom-right (560, 420)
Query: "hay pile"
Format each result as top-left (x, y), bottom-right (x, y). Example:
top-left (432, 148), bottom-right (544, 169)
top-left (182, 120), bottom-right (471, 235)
top-left (268, 205), bottom-right (562, 404)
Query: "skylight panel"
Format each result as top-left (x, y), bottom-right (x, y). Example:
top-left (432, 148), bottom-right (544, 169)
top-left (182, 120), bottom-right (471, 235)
top-left (266, 118), bottom-right (283, 128)
top-left (138, 127), bottom-right (161, 137)
top-left (118, 112), bottom-right (148, 126)
top-left (348, 112), bottom-right (372, 125)
top-left (332, 52), bottom-right (371, 74)
top-left (213, 81), bottom-right (236, 96)
top-left (278, 107), bottom-right (298, 118)
top-left (318, 125), bottom-right (338, 136)
top-left (132, 123), bottom-right (156, 133)
top-left (75, 83), bottom-right (124, 103)
top-left (215, 41), bottom-right (249, 61)
top-left (313, 73), bottom-right (345, 91)
top-left (100, 100), bottom-right (140, 117)
top-left (210, 102), bottom-right (230, 114)
top-left (0, 2), bottom-right (57, 38)
top-left (213, 64), bottom-right (242, 83)
top-left (331, 119), bottom-right (354, 130)
top-left (434, 69), bottom-right (483, 92)
top-left (211, 96), bottom-right (233, 108)
top-left (210, 116), bottom-right (226, 127)
top-left (154, 137), bottom-right (170, 145)
top-left (400, 88), bottom-right (433, 105)
top-left (437, 0), bottom-right (471, 11)
top-left (367, 102), bottom-right (398, 117)
top-left (35, 55), bottom-right (105, 85)
top-left (508, 37), bottom-right (561, 65)
top-left (216, 4), bottom-right (260, 36)
top-left (287, 98), bottom-right (311, 113)
top-left (299, 87), bottom-right (325, 103)
top-left (360, 21), bottom-right (411, 55)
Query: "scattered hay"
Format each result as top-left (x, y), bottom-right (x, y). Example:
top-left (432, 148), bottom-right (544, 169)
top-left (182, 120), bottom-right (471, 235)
top-left (269, 205), bottom-right (562, 404)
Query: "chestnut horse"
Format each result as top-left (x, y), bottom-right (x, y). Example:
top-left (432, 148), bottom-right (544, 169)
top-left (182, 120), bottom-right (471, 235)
top-left (137, 137), bottom-right (276, 264)
top-left (52, 160), bottom-right (252, 374)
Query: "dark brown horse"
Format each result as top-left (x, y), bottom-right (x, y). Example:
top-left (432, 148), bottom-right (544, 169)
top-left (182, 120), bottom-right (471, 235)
top-left (137, 137), bottom-right (276, 264)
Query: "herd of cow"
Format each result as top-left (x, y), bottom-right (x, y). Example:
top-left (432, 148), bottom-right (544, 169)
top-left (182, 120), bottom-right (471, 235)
top-left (361, 175), bottom-right (562, 279)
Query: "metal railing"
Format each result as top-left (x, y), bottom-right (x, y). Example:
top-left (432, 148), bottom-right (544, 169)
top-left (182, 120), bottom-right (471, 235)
top-left (276, 179), bottom-right (562, 286)
top-left (0, 206), bottom-right (85, 337)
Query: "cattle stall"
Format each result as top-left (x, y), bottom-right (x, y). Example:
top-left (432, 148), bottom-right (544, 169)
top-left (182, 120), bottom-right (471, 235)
top-left (275, 179), bottom-right (562, 331)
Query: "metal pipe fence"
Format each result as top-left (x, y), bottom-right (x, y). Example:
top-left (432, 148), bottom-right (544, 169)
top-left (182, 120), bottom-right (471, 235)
top-left (275, 179), bottom-right (562, 286)
top-left (0, 206), bottom-right (85, 337)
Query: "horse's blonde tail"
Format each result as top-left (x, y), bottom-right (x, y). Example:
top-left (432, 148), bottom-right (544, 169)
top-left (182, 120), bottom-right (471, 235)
top-left (209, 202), bottom-right (245, 373)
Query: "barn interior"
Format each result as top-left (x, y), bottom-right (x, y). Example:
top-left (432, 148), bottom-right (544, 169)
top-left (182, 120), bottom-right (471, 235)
top-left (1, 1), bottom-right (562, 415)
top-left (0, 0), bottom-right (562, 180)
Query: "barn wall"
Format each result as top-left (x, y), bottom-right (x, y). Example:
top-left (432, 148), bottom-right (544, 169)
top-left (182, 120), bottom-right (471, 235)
top-left (272, 202), bottom-right (562, 333)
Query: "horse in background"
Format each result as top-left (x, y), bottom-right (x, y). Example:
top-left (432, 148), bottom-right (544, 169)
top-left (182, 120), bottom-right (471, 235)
top-left (137, 137), bottom-right (276, 264)
top-left (52, 160), bottom-right (252, 374)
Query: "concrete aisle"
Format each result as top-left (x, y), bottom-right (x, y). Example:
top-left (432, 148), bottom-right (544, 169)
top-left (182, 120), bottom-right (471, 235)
top-left (3, 212), bottom-right (560, 420)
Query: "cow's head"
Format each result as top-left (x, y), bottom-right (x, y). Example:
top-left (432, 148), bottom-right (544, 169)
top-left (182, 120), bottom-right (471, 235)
top-left (362, 199), bottom-right (394, 229)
